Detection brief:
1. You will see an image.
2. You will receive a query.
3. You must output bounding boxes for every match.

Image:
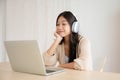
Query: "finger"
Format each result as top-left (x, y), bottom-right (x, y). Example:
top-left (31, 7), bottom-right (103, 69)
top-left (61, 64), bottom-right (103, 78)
top-left (54, 32), bottom-right (59, 37)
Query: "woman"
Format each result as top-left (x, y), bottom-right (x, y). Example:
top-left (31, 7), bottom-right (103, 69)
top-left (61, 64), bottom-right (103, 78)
top-left (43, 11), bottom-right (92, 71)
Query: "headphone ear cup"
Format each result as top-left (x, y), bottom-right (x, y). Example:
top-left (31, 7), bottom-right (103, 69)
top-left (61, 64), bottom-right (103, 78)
top-left (72, 21), bottom-right (80, 33)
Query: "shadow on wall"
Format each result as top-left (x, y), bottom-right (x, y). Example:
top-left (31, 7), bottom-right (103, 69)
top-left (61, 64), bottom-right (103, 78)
top-left (93, 11), bottom-right (120, 73)
top-left (113, 11), bottom-right (120, 72)
top-left (105, 11), bottom-right (120, 73)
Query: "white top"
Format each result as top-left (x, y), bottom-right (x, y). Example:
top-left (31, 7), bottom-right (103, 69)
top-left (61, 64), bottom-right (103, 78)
top-left (65, 55), bottom-right (69, 63)
top-left (43, 36), bottom-right (93, 71)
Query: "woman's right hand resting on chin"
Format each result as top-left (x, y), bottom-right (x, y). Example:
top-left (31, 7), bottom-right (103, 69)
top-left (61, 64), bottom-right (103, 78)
top-left (47, 32), bottom-right (63, 56)
top-left (54, 32), bottom-right (63, 43)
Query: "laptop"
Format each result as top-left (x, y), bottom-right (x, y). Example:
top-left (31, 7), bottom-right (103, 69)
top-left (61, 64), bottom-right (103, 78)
top-left (4, 40), bottom-right (64, 76)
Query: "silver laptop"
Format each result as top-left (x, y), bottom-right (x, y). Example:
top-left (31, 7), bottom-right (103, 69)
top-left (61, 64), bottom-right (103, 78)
top-left (4, 40), bottom-right (64, 75)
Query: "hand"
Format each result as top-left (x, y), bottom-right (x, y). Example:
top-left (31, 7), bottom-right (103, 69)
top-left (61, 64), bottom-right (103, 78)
top-left (54, 32), bottom-right (63, 43)
top-left (58, 62), bottom-right (74, 69)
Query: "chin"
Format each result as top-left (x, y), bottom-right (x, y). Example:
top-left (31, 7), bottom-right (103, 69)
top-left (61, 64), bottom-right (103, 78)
top-left (60, 35), bottom-right (65, 37)
top-left (59, 33), bottom-right (69, 37)
top-left (58, 33), bottom-right (64, 37)
top-left (59, 34), bottom-right (64, 37)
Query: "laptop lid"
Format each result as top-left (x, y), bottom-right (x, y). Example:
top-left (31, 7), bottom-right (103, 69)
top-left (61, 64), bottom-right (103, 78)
top-left (4, 40), bottom-right (64, 75)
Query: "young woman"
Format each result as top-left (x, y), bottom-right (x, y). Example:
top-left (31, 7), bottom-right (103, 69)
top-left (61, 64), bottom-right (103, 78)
top-left (43, 11), bottom-right (92, 71)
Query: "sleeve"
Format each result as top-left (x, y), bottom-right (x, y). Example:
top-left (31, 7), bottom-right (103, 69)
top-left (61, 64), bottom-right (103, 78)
top-left (73, 37), bottom-right (93, 71)
top-left (43, 47), bottom-right (59, 67)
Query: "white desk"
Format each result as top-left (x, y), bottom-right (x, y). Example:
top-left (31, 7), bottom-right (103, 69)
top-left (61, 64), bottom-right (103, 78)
top-left (0, 62), bottom-right (120, 80)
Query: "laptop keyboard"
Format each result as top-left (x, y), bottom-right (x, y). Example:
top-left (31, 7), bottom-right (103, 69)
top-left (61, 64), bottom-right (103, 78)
top-left (46, 70), bottom-right (56, 73)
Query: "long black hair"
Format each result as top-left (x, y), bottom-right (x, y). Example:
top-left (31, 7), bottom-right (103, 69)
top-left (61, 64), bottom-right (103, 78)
top-left (56, 11), bottom-right (79, 62)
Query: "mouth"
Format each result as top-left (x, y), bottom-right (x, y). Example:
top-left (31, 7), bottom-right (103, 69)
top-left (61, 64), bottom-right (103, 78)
top-left (57, 31), bottom-right (64, 35)
top-left (58, 31), bottom-right (64, 33)
top-left (57, 31), bottom-right (65, 37)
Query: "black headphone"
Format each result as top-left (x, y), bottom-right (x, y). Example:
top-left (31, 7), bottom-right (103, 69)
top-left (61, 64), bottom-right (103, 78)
top-left (72, 21), bottom-right (80, 33)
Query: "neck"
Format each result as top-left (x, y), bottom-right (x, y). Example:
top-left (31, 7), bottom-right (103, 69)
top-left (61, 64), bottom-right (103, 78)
top-left (64, 35), bottom-right (70, 45)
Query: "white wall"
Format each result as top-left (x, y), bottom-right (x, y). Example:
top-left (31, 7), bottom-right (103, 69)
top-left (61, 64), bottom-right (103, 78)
top-left (0, 0), bottom-right (6, 62)
top-left (79, 0), bottom-right (120, 72)
top-left (0, 0), bottom-right (120, 72)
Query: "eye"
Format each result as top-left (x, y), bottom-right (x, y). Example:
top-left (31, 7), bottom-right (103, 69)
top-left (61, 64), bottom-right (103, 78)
top-left (56, 23), bottom-right (60, 26)
top-left (62, 23), bottom-right (66, 26)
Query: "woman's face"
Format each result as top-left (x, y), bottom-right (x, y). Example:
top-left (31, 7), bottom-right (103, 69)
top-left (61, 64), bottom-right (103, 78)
top-left (56, 16), bottom-right (71, 37)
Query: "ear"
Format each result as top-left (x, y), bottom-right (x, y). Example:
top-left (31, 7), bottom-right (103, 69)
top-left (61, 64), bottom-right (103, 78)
top-left (72, 21), bottom-right (80, 33)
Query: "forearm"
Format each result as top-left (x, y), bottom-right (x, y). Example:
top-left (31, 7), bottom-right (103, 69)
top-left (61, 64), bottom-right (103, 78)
top-left (47, 32), bottom-right (63, 56)
top-left (47, 39), bottom-right (60, 56)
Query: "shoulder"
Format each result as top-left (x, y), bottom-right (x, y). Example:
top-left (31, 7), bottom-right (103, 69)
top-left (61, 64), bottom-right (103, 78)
top-left (78, 35), bottom-right (91, 47)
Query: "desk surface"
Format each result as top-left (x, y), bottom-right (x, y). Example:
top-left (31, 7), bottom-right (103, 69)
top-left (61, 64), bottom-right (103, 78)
top-left (0, 62), bottom-right (120, 80)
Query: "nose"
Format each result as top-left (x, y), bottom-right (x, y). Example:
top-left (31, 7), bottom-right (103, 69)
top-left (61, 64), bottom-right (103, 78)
top-left (57, 25), bottom-right (63, 30)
